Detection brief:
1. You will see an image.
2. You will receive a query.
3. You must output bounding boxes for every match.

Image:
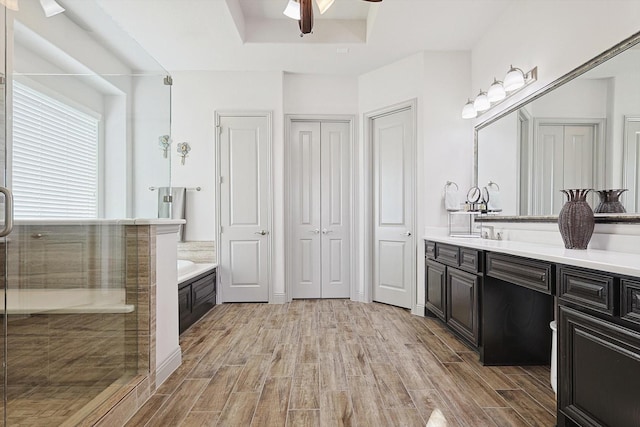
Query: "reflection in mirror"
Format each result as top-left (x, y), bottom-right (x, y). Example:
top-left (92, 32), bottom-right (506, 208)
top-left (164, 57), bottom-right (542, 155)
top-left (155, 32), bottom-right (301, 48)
top-left (476, 32), bottom-right (640, 216)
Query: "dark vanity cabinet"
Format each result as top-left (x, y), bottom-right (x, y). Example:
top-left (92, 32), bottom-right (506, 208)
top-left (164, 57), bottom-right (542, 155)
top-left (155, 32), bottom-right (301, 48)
top-left (425, 241), bottom-right (480, 347)
top-left (557, 267), bottom-right (640, 427)
top-left (178, 268), bottom-right (217, 334)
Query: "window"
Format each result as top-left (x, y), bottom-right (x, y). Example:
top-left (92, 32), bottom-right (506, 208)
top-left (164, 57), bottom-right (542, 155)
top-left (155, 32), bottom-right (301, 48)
top-left (12, 81), bottom-right (99, 218)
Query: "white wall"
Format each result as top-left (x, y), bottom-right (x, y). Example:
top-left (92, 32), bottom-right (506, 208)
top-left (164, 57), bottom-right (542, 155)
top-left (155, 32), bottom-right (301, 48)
top-left (284, 73), bottom-right (358, 115)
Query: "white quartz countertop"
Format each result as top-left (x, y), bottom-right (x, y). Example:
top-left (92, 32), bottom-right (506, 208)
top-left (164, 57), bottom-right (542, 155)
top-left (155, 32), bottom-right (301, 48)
top-left (423, 234), bottom-right (640, 278)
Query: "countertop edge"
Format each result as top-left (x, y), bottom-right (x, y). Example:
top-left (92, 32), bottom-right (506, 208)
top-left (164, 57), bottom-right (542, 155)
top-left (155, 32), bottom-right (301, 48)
top-left (423, 235), bottom-right (640, 277)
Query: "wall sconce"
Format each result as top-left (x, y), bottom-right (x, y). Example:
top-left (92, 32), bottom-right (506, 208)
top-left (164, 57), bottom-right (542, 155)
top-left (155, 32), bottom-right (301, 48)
top-left (177, 142), bottom-right (191, 165)
top-left (462, 66), bottom-right (538, 119)
top-left (158, 135), bottom-right (172, 158)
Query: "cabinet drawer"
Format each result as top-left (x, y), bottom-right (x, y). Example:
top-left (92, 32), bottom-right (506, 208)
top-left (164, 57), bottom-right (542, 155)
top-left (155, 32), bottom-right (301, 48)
top-left (559, 266), bottom-right (615, 315)
top-left (435, 243), bottom-right (459, 267)
top-left (459, 248), bottom-right (480, 274)
top-left (485, 253), bottom-right (552, 294)
top-left (425, 241), bottom-right (436, 259)
top-left (622, 279), bottom-right (640, 326)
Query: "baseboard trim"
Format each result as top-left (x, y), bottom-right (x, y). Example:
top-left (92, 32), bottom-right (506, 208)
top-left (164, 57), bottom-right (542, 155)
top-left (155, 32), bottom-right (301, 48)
top-left (271, 293), bottom-right (287, 304)
top-left (156, 346), bottom-right (182, 387)
top-left (412, 303), bottom-right (425, 317)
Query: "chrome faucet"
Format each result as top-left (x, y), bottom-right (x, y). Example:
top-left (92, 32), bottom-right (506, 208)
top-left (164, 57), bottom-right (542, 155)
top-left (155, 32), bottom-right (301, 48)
top-left (480, 225), bottom-right (502, 240)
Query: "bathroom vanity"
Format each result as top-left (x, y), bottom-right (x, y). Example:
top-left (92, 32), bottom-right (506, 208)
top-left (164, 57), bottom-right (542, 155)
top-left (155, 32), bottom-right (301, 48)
top-left (424, 236), bottom-right (640, 427)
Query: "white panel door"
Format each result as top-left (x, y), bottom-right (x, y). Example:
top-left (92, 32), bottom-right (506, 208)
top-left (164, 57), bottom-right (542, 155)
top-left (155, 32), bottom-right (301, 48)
top-left (219, 115), bottom-right (270, 302)
top-left (290, 121), bottom-right (322, 298)
top-left (372, 109), bottom-right (414, 309)
top-left (624, 117), bottom-right (640, 212)
top-left (290, 120), bottom-right (351, 299)
top-left (320, 122), bottom-right (350, 298)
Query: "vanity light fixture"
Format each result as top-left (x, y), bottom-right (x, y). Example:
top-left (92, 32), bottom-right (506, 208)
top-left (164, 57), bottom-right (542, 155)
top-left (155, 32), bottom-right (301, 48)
top-left (487, 78), bottom-right (506, 103)
top-left (461, 65), bottom-right (537, 119)
top-left (473, 90), bottom-right (490, 112)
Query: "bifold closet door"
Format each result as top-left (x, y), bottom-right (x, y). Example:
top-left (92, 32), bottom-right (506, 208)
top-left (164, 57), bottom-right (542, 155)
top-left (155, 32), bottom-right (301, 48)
top-left (290, 120), bottom-right (350, 299)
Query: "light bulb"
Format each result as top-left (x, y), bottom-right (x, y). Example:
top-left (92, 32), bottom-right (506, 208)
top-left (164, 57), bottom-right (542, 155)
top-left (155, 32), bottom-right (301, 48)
top-left (461, 99), bottom-right (477, 119)
top-left (283, 0), bottom-right (301, 20)
top-left (487, 78), bottom-right (506, 103)
top-left (473, 91), bottom-right (490, 112)
top-left (504, 65), bottom-right (525, 92)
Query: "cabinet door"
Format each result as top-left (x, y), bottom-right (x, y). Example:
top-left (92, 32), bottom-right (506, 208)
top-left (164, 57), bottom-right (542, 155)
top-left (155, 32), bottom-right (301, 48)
top-left (447, 268), bottom-right (479, 346)
top-left (559, 306), bottom-right (640, 427)
top-left (178, 284), bottom-right (192, 333)
top-left (425, 259), bottom-right (446, 321)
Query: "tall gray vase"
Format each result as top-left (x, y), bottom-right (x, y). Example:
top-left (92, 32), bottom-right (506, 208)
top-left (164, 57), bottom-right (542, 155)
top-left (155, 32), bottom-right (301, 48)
top-left (558, 189), bottom-right (594, 250)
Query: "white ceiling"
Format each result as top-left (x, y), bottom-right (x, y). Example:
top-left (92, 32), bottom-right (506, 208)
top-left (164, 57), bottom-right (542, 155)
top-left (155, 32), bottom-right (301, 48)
top-left (92, 0), bottom-right (515, 75)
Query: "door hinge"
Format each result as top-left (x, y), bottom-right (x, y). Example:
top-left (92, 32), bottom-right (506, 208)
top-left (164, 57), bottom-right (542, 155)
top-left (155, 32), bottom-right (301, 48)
top-left (216, 125), bottom-right (222, 134)
top-left (220, 226), bottom-right (224, 234)
top-left (219, 176), bottom-right (224, 184)
top-left (163, 75), bottom-right (173, 86)
top-left (0, 75), bottom-right (5, 85)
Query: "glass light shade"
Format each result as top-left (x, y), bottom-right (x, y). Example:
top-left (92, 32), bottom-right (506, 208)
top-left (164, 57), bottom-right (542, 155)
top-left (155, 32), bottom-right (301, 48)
top-left (504, 65), bottom-right (525, 92)
top-left (461, 99), bottom-right (477, 119)
top-left (315, 0), bottom-right (335, 14)
top-left (0, 0), bottom-right (19, 11)
top-left (473, 91), bottom-right (490, 112)
top-left (487, 79), bottom-right (506, 103)
top-left (39, 0), bottom-right (64, 17)
top-left (283, 0), bottom-right (301, 19)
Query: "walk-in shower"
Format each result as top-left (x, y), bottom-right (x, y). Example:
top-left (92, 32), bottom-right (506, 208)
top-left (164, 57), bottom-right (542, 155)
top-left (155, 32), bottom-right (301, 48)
top-left (0, 0), bottom-right (172, 424)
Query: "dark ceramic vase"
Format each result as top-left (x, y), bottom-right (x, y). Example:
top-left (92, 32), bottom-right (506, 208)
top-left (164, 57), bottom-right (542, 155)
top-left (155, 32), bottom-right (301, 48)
top-left (594, 189), bottom-right (627, 213)
top-left (558, 189), bottom-right (594, 250)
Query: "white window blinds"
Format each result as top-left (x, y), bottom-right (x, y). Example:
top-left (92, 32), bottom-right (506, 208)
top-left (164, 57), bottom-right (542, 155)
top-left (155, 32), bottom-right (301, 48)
top-left (12, 81), bottom-right (99, 218)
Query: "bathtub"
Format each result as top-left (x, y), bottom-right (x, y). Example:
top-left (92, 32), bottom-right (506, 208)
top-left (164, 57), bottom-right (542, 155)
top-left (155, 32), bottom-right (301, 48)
top-left (3, 288), bottom-right (134, 314)
top-left (177, 259), bottom-right (217, 284)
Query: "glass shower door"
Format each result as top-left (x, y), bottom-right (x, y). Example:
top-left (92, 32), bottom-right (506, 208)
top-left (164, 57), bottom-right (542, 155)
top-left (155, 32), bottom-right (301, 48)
top-left (0, 4), bottom-right (7, 426)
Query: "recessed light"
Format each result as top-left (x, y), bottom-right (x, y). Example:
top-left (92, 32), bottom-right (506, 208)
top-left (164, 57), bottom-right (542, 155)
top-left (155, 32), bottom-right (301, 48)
top-left (336, 47), bottom-right (349, 54)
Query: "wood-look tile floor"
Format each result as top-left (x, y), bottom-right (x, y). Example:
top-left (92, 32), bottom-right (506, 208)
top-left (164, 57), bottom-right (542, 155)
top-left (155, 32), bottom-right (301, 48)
top-left (127, 300), bottom-right (557, 427)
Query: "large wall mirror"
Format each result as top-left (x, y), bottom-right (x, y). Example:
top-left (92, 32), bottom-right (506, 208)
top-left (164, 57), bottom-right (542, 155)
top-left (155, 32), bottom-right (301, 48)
top-left (476, 31), bottom-right (640, 217)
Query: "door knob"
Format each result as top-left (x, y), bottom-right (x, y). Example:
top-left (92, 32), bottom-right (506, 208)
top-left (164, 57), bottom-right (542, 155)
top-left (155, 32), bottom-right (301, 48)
top-left (254, 230), bottom-right (269, 236)
top-left (322, 228), bottom-right (333, 234)
top-left (308, 229), bottom-right (320, 234)
top-left (401, 231), bottom-right (412, 237)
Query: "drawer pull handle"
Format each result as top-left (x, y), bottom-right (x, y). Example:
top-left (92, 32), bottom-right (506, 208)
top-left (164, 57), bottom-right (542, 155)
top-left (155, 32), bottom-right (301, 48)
top-left (453, 253), bottom-right (458, 259)
top-left (540, 273), bottom-right (546, 282)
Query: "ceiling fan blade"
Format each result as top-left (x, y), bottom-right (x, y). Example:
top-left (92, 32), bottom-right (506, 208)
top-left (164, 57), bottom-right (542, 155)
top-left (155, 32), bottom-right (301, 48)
top-left (299, 0), bottom-right (313, 35)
